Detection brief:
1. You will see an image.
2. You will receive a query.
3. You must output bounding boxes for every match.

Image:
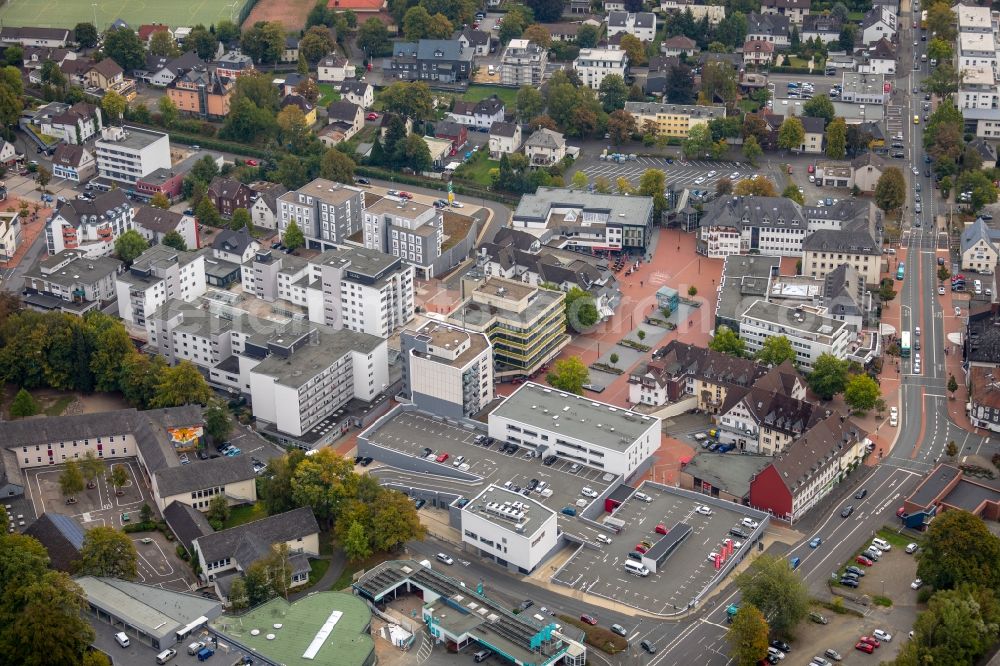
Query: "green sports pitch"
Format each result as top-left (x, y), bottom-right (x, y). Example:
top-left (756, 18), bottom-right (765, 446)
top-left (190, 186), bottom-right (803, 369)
top-left (0, 0), bottom-right (252, 31)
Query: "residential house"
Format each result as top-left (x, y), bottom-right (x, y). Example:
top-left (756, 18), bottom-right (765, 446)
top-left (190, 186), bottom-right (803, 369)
top-left (379, 113), bottom-right (413, 141)
top-left (860, 6), bottom-right (897, 45)
top-left (134, 150), bottom-right (223, 203)
top-left (212, 226), bottom-right (259, 264)
top-left (317, 53), bottom-right (351, 82)
top-left (167, 65), bottom-right (234, 119)
top-left (456, 27), bottom-right (491, 56)
top-left (549, 22), bottom-right (584, 42)
top-left (51, 143), bottom-right (96, 183)
top-left (661, 35), bottom-right (699, 57)
top-left (207, 177), bottom-right (254, 218)
top-left (45, 190), bottom-right (134, 257)
top-left (249, 182), bottom-right (288, 231)
top-left (137, 23), bottom-right (171, 46)
top-left (214, 51), bottom-right (254, 79)
top-left (23, 47), bottom-right (75, 83)
top-left (134, 50), bottom-right (204, 87)
top-left (339, 80), bottom-right (374, 108)
top-left (961, 218), bottom-right (1000, 272)
top-left (760, 0), bottom-right (810, 25)
top-left (858, 37), bottom-right (896, 74)
top-left (276, 72), bottom-right (305, 97)
top-left (0, 212), bottom-right (20, 263)
top-left (970, 137), bottom-right (998, 168)
top-left (850, 152), bottom-right (889, 193)
top-left (385, 40), bottom-right (474, 83)
top-left (435, 120), bottom-right (468, 151)
top-left (624, 101), bottom-right (726, 138)
top-left (489, 122), bottom-right (522, 159)
top-left (802, 227), bottom-right (881, 286)
top-left (0, 140), bottom-right (18, 168)
top-left (697, 195), bottom-right (808, 257)
top-left (280, 93), bottom-right (316, 126)
top-left (85, 59), bottom-right (135, 99)
top-left (743, 40), bottom-right (776, 66)
top-left (133, 207), bottom-right (199, 250)
top-left (423, 136), bottom-right (453, 168)
top-left (958, 32), bottom-right (997, 73)
top-left (322, 100), bottom-right (364, 145)
top-left (661, 0), bottom-right (727, 25)
top-left (40, 102), bottom-right (102, 145)
top-left (569, 0), bottom-right (591, 13)
top-left (524, 128), bottom-right (566, 166)
top-left (801, 13), bottom-right (842, 44)
top-left (500, 39), bottom-right (548, 88)
top-left (748, 413), bottom-right (868, 523)
top-left (747, 12), bottom-right (790, 48)
top-left (281, 36), bottom-right (300, 64)
top-left (606, 12), bottom-right (657, 42)
top-left (448, 96), bottom-right (505, 130)
top-left (574, 47), bottom-right (629, 89)
top-left (0, 26), bottom-right (70, 47)
top-left (797, 115), bottom-right (825, 153)
top-left (716, 375), bottom-right (818, 454)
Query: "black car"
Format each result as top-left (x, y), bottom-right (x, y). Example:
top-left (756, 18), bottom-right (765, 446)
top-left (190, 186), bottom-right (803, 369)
top-left (770, 640), bottom-right (791, 653)
top-left (543, 455), bottom-right (558, 466)
top-left (528, 479), bottom-right (539, 490)
top-left (360, 457), bottom-right (374, 466)
top-left (423, 447), bottom-right (433, 457)
top-left (640, 640), bottom-right (657, 654)
top-left (841, 505), bottom-right (854, 518)
top-left (197, 450), bottom-right (208, 460)
top-left (354, 455), bottom-right (364, 464)
top-left (183, 208), bottom-right (195, 216)
top-left (414, 499), bottom-right (426, 509)
top-left (355, 177), bottom-right (371, 185)
top-left (840, 578), bottom-right (859, 588)
top-left (519, 599), bottom-right (534, 610)
top-left (855, 488), bottom-right (867, 499)
top-left (925, 168), bottom-right (932, 177)
top-left (846, 565), bottom-right (866, 577)
top-left (766, 655), bottom-right (780, 665)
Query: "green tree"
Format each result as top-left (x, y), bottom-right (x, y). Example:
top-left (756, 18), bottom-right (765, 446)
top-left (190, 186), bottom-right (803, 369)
top-left (299, 25), bottom-right (336, 63)
top-left (358, 18), bottom-right (392, 57)
top-left (728, 604), bottom-right (770, 666)
top-left (274, 155), bottom-right (308, 190)
top-left (946, 440), bottom-right (958, 457)
top-left (149, 191), bottom-right (171, 209)
top-left (81, 451), bottom-right (103, 489)
top-left (157, 95), bottom-right (178, 128)
top-left (736, 554), bottom-right (809, 637)
top-left (598, 74), bottom-right (629, 113)
top-left (874, 167), bottom-right (906, 213)
top-left (140, 502), bottom-right (153, 523)
top-left (576, 23), bottom-right (599, 48)
top-left (152, 361), bottom-right (213, 407)
top-left (195, 197), bottom-right (222, 228)
top-left (162, 230), bottom-right (187, 251)
top-left (342, 520), bottom-right (373, 561)
top-left (927, 37), bottom-right (953, 63)
top-left (755, 335), bottom-right (796, 367)
top-left (948, 374), bottom-right (960, 398)
top-left (100, 90), bottom-right (126, 125)
top-left (0, 568), bottom-right (95, 665)
top-left (206, 495), bottom-right (231, 528)
top-left (380, 81), bottom-right (435, 119)
top-left (78, 526), bottom-right (139, 580)
top-left (564, 286), bottom-right (600, 333)
top-left (903, 586), bottom-right (1000, 665)
top-left (683, 123), bottom-right (715, 159)
top-left (228, 577), bottom-right (249, 611)
top-left (320, 148), bottom-right (356, 183)
top-left (843, 373), bottom-right (881, 413)
top-left (808, 353), bottom-right (850, 400)
top-left (148, 30), bottom-right (178, 58)
top-left (956, 170), bottom-right (999, 212)
top-left (743, 135), bottom-right (763, 166)
top-left (403, 133), bottom-right (433, 173)
top-left (241, 21), bottom-right (286, 65)
top-left (777, 116), bottom-right (805, 151)
top-left (120, 353), bottom-right (167, 409)
top-left (220, 96), bottom-right (278, 144)
top-left (688, 285), bottom-right (698, 297)
top-left (918, 510), bottom-right (1000, 592)
top-left (571, 171), bottom-right (589, 189)
top-left (709, 325), bottom-right (745, 357)
top-left (114, 229), bottom-right (148, 264)
top-left (74, 22), bottom-right (99, 48)
top-left (230, 208), bottom-right (253, 233)
top-left (187, 25), bottom-right (220, 60)
top-left (782, 184), bottom-right (804, 205)
top-left (609, 352), bottom-right (620, 366)
top-left (9, 387), bottom-right (39, 418)
top-left (546, 356), bottom-right (590, 395)
top-left (291, 448), bottom-right (357, 529)
top-left (59, 460), bottom-right (84, 499)
top-left (109, 464), bottom-right (129, 495)
top-left (216, 19), bottom-right (241, 45)
top-left (803, 94), bottom-right (835, 127)
top-left (204, 402), bottom-right (232, 443)
top-left (403, 6), bottom-right (453, 40)
top-left (283, 220), bottom-right (306, 250)
top-left (516, 86), bottom-right (545, 122)
top-left (370, 488), bottom-right (426, 552)
top-left (826, 117), bottom-right (847, 159)
top-left (638, 167), bottom-right (669, 221)
top-left (102, 27), bottom-right (146, 71)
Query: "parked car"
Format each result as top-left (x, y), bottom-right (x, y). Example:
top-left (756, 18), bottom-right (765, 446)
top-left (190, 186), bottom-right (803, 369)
top-left (580, 614), bottom-right (598, 625)
top-left (840, 577), bottom-right (859, 588)
top-left (770, 640), bottom-right (791, 653)
top-left (366, 112), bottom-right (379, 120)
top-left (855, 641), bottom-right (874, 654)
top-left (824, 648), bottom-right (843, 661)
top-left (911, 579), bottom-right (923, 589)
top-left (610, 624), bottom-right (627, 637)
top-left (859, 636), bottom-right (881, 649)
top-left (640, 640), bottom-right (656, 653)
top-left (906, 542), bottom-right (919, 554)
top-left (846, 566), bottom-right (866, 577)
top-left (856, 555), bottom-right (874, 566)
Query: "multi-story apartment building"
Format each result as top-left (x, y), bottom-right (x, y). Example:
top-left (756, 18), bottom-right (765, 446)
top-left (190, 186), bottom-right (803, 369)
top-left (115, 245), bottom-right (208, 326)
top-left (277, 178), bottom-right (364, 251)
top-left (214, 51), bottom-right (254, 79)
top-left (500, 39), bottom-right (547, 87)
top-left (760, 0), bottom-right (810, 25)
top-left (45, 190), bottom-right (135, 257)
top-left (0, 211), bottom-right (18, 263)
top-left (802, 229), bottom-right (881, 286)
top-left (363, 196), bottom-right (442, 278)
top-left (40, 102), bottom-right (102, 145)
top-left (166, 66), bottom-right (234, 119)
top-left (400, 321), bottom-right (493, 418)
top-left (746, 12), bottom-right (791, 47)
top-left (623, 101), bottom-right (726, 138)
top-left (958, 67), bottom-right (999, 110)
top-left (716, 378), bottom-right (819, 455)
top-left (94, 125), bottom-right (171, 184)
top-left (385, 39), bottom-right (474, 83)
top-left (606, 12), bottom-right (657, 41)
top-left (697, 195), bottom-right (808, 257)
top-left (739, 300), bottom-right (853, 370)
top-left (448, 277), bottom-right (569, 379)
top-left (22, 250), bottom-right (122, 314)
top-left (574, 47), bottom-right (629, 90)
top-left (959, 32), bottom-right (997, 75)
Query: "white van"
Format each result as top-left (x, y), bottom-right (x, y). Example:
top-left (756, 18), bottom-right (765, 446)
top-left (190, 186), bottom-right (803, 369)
top-left (115, 632), bottom-right (130, 648)
top-left (624, 560), bottom-right (650, 577)
top-left (975, 280), bottom-right (984, 294)
top-left (872, 537), bottom-right (892, 551)
top-left (156, 649), bottom-right (177, 664)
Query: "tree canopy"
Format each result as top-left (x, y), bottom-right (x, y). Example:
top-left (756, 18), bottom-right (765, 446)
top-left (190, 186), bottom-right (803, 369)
top-left (808, 353), bottom-right (850, 400)
top-left (78, 526), bottom-right (138, 580)
top-left (563, 287), bottom-right (600, 332)
top-left (735, 554), bottom-right (809, 637)
top-left (918, 510), bottom-right (1000, 592)
top-left (547, 356), bottom-right (590, 395)
top-left (875, 167), bottom-right (906, 213)
top-left (728, 604), bottom-right (770, 666)
top-left (844, 373), bottom-right (881, 413)
top-left (755, 335), bottom-right (796, 367)
top-left (709, 325), bottom-right (745, 357)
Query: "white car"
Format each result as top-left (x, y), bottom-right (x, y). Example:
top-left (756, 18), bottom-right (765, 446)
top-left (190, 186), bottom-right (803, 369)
top-left (906, 542), bottom-right (919, 554)
top-left (741, 517), bottom-right (759, 529)
top-left (890, 406), bottom-right (898, 417)
top-left (873, 630), bottom-right (892, 642)
top-left (939, 285), bottom-right (946, 295)
top-left (596, 534), bottom-right (613, 544)
top-left (707, 551), bottom-right (719, 562)
top-left (730, 172), bottom-right (740, 180)
top-left (911, 578), bottom-right (923, 589)
top-left (694, 176), bottom-right (706, 185)
top-left (809, 175), bottom-right (815, 183)
top-left (581, 487), bottom-right (598, 498)
top-left (955, 307), bottom-right (962, 316)
top-left (768, 647), bottom-right (786, 660)
top-left (890, 414), bottom-right (898, 427)
top-left (696, 505), bottom-right (713, 516)
top-left (707, 170), bottom-right (717, 177)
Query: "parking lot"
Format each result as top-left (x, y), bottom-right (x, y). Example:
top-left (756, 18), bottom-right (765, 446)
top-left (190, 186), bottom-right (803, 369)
top-left (23, 459), bottom-right (196, 591)
top-left (553, 483), bottom-right (761, 614)
top-left (573, 157), bottom-right (787, 192)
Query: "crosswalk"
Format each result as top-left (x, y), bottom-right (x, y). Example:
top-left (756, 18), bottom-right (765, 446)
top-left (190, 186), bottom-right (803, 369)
top-left (579, 158), bottom-right (749, 189)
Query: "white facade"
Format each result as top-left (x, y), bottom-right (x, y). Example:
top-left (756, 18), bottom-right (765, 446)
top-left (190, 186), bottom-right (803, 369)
top-left (45, 194), bottom-right (135, 257)
top-left (739, 300), bottom-right (852, 370)
top-left (861, 7), bottom-right (897, 45)
top-left (0, 212), bottom-right (19, 261)
top-left (488, 382), bottom-right (660, 478)
top-left (402, 321), bottom-right (493, 418)
top-left (574, 47), bottom-right (629, 90)
top-left (958, 67), bottom-right (999, 110)
top-left (94, 125), bottom-right (171, 184)
top-left (959, 32), bottom-right (998, 74)
top-left (606, 12), bottom-right (657, 42)
top-left (698, 225), bottom-right (743, 258)
top-left (115, 246), bottom-right (207, 326)
top-left (962, 235), bottom-right (999, 272)
top-left (489, 124), bottom-right (522, 159)
top-left (460, 486), bottom-right (559, 574)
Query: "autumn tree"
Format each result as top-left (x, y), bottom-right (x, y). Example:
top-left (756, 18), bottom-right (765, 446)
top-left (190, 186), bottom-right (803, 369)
top-left (826, 117), bottom-right (847, 159)
top-left (152, 361), bottom-right (213, 407)
top-left (547, 356), bottom-right (590, 395)
top-left (844, 373), bottom-right (881, 413)
top-left (736, 554), bottom-right (809, 636)
top-left (78, 526), bottom-right (139, 580)
top-left (734, 177), bottom-right (778, 197)
top-left (875, 167), bottom-right (906, 213)
top-left (149, 191), bottom-right (171, 209)
top-left (777, 116), bottom-right (805, 151)
top-left (728, 604), bottom-right (770, 666)
top-left (743, 135), bottom-right (763, 166)
top-left (59, 460), bottom-right (85, 500)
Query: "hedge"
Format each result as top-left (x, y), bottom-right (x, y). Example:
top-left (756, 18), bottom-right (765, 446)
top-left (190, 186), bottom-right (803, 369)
top-left (769, 66), bottom-right (816, 74)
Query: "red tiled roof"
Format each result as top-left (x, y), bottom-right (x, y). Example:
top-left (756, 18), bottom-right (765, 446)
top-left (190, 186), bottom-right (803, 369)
top-left (138, 24), bottom-right (170, 41)
top-left (326, 0), bottom-right (386, 10)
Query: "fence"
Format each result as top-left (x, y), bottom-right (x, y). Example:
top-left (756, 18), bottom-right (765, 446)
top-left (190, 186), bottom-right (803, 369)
top-left (236, 0), bottom-right (261, 26)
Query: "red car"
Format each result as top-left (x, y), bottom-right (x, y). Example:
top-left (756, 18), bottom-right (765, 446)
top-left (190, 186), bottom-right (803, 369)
top-left (856, 555), bottom-right (874, 566)
top-left (896, 506), bottom-right (906, 517)
top-left (366, 112), bottom-right (379, 121)
top-left (859, 636), bottom-right (881, 649)
top-left (635, 543), bottom-right (648, 554)
top-left (435, 452), bottom-right (450, 463)
top-left (655, 523), bottom-right (668, 535)
top-left (855, 641), bottom-right (874, 654)
top-left (398, 191), bottom-right (413, 199)
top-left (807, 164), bottom-right (815, 173)
top-left (245, 159), bottom-right (258, 167)
top-left (580, 614), bottom-right (598, 625)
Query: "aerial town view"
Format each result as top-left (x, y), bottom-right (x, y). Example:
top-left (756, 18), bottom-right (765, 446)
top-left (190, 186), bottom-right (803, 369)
top-left (0, 0), bottom-right (997, 664)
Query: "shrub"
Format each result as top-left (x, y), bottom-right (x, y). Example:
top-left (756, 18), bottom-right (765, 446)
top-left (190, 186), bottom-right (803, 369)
top-left (122, 521), bottom-right (157, 533)
top-left (872, 596), bottom-right (892, 607)
top-left (557, 615), bottom-right (627, 654)
top-left (176, 545), bottom-right (189, 560)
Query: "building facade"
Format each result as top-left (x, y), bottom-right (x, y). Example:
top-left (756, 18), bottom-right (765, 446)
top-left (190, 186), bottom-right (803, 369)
top-left (400, 321), bottom-right (493, 418)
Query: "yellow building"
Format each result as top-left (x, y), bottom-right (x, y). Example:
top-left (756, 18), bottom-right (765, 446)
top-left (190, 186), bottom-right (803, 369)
top-left (623, 101), bottom-right (727, 138)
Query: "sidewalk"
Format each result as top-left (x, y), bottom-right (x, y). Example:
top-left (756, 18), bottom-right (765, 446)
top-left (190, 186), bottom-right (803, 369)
top-left (0, 197), bottom-right (51, 269)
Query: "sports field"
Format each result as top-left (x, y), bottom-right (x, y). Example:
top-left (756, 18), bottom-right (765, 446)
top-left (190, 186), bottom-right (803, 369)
top-left (0, 0), bottom-right (251, 30)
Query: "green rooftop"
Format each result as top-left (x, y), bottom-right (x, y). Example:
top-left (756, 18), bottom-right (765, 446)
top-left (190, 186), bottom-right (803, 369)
top-left (211, 592), bottom-right (374, 666)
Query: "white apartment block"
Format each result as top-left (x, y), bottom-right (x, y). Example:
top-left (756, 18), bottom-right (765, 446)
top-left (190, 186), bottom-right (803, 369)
top-left (738, 300), bottom-right (852, 370)
top-left (460, 485), bottom-right (558, 574)
top-left (362, 196), bottom-right (442, 278)
top-left (959, 67), bottom-right (999, 110)
top-left (500, 39), bottom-right (548, 87)
top-left (0, 211), bottom-right (19, 262)
top-left (606, 12), bottom-right (657, 42)
top-left (574, 47), bottom-right (629, 90)
top-left (400, 320), bottom-right (493, 419)
top-left (959, 32), bottom-right (997, 75)
top-left (956, 5), bottom-right (993, 34)
top-left (248, 327), bottom-right (388, 438)
top-left (45, 190), bottom-right (135, 257)
top-left (488, 382), bottom-right (660, 478)
top-left (115, 245), bottom-right (207, 326)
top-left (277, 178), bottom-right (364, 251)
top-left (94, 125), bottom-right (171, 184)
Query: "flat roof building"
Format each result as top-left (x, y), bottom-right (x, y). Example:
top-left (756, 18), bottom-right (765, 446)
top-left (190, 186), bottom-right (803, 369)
top-left (461, 485), bottom-right (559, 573)
top-left (94, 125), bottom-right (171, 184)
top-left (400, 320), bottom-right (493, 419)
top-left (489, 382), bottom-right (660, 477)
top-left (739, 300), bottom-right (853, 370)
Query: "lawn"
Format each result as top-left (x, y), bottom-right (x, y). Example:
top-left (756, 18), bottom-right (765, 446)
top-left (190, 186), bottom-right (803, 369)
top-left (462, 85), bottom-right (518, 108)
top-left (331, 551), bottom-right (396, 591)
top-left (454, 150), bottom-right (498, 187)
top-left (44, 395), bottom-right (75, 417)
top-left (877, 527), bottom-right (917, 550)
top-left (307, 558), bottom-right (330, 587)
top-left (222, 502), bottom-right (268, 529)
top-left (317, 83), bottom-right (340, 107)
top-left (0, 0), bottom-right (249, 29)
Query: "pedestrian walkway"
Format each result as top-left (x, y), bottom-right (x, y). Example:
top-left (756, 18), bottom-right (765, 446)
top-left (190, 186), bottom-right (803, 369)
top-left (0, 197), bottom-right (51, 269)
